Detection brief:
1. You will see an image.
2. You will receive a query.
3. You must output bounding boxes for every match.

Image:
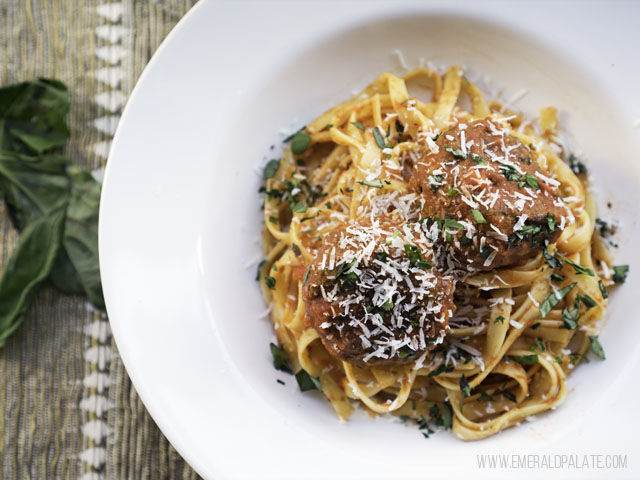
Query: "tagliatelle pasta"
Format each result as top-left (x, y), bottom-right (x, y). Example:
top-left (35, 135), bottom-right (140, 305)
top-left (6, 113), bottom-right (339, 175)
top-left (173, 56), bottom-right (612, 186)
top-left (257, 66), bottom-right (622, 440)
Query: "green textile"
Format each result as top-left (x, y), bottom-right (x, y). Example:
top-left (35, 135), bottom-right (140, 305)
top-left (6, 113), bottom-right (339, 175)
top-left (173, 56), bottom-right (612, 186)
top-left (0, 1), bottom-right (201, 478)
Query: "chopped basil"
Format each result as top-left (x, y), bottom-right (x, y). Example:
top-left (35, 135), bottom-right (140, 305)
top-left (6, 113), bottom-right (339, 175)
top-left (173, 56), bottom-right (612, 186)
top-left (302, 268), bottom-right (310, 286)
top-left (256, 260), bottom-right (267, 281)
top-left (471, 154), bottom-right (486, 164)
top-left (480, 247), bottom-right (492, 260)
top-left (444, 146), bottom-right (466, 159)
top-left (478, 390), bottom-right (494, 402)
top-left (395, 119), bottom-right (404, 134)
top-left (427, 363), bottom-right (454, 377)
top-left (375, 252), bottom-right (388, 262)
top-left (325, 201), bottom-right (331, 208)
top-left (512, 354), bottom-right (539, 365)
top-left (551, 273), bottom-right (565, 282)
top-left (501, 389), bottom-right (516, 402)
top-left (283, 126), bottom-right (306, 142)
top-left (460, 236), bottom-right (472, 246)
top-left (460, 375), bottom-right (471, 398)
top-left (447, 187), bottom-right (458, 196)
top-left (351, 121), bottom-right (365, 131)
top-left (568, 154), bottom-right (587, 175)
top-left (292, 201), bottom-right (307, 213)
top-left (555, 356), bottom-right (563, 365)
top-left (471, 209), bottom-right (486, 224)
top-left (525, 172), bottom-right (540, 190)
top-left (580, 294), bottom-right (598, 310)
top-left (612, 265), bottom-right (629, 284)
top-left (263, 159), bottom-right (280, 180)
top-left (381, 298), bottom-right (394, 311)
top-left (372, 127), bottom-right (386, 149)
top-left (268, 215), bottom-right (278, 224)
top-left (295, 369), bottom-right (321, 391)
top-left (404, 244), bottom-right (432, 270)
top-left (500, 164), bottom-right (522, 181)
top-left (529, 338), bottom-right (545, 352)
top-left (270, 342), bottom-right (293, 374)
top-left (494, 315), bottom-right (505, 324)
top-left (290, 131), bottom-right (311, 154)
top-left (358, 178), bottom-right (383, 189)
top-left (561, 303), bottom-right (581, 330)
top-left (531, 322), bottom-right (541, 330)
top-left (291, 244), bottom-right (301, 257)
top-left (539, 282), bottom-right (577, 318)
top-left (557, 254), bottom-right (594, 276)
top-left (598, 280), bottom-right (608, 299)
top-left (444, 217), bottom-right (463, 230)
top-left (429, 403), bottom-right (452, 429)
top-left (547, 213), bottom-right (557, 231)
top-left (265, 276), bottom-right (276, 289)
top-left (588, 335), bottom-right (605, 360)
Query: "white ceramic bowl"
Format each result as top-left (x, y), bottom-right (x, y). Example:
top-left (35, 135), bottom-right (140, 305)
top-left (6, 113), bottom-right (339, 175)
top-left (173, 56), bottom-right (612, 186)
top-left (100, 1), bottom-right (640, 478)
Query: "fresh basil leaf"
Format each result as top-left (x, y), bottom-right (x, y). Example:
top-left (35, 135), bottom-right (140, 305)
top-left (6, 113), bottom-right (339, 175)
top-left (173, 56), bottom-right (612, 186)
top-left (56, 166), bottom-right (104, 309)
top-left (0, 207), bottom-right (66, 347)
top-left (0, 151), bottom-right (70, 230)
top-left (557, 254), bottom-right (594, 276)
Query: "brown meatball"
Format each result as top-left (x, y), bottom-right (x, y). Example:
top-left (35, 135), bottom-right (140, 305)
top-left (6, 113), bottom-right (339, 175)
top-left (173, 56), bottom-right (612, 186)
top-left (302, 218), bottom-right (454, 367)
top-left (408, 118), bottom-right (568, 272)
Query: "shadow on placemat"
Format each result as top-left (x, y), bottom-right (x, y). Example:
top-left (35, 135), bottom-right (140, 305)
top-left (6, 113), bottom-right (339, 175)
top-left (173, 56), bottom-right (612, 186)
top-left (0, 1), bottom-right (201, 478)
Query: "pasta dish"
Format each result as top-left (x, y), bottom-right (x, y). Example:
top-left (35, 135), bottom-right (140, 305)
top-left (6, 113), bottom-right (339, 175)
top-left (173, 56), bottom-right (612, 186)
top-left (258, 66), bottom-right (627, 440)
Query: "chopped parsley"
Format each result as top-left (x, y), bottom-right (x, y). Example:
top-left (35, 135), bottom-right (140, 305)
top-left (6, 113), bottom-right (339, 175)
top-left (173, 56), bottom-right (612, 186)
top-left (270, 343), bottom-right (293, 374)
top-left (539, 282), bottom-right (576, 318)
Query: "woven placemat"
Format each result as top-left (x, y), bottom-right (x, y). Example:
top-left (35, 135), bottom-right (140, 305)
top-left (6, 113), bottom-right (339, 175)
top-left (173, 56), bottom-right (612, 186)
top-left (0, 1), bottom-right (201, 478)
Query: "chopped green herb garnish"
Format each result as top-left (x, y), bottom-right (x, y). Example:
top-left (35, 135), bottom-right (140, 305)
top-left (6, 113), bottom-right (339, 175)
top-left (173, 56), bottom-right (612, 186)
top-left (444, 146), bottom-right (466, 159)
top-left (268, 215), bottom-right (278, 224)
top-left (375, 251), bottom-right (388, 262)
top-left (547, 213), bottom-right (557, 231)
top-left (512, 354), bottom-right (539, 365)
top-left (460, 375), bottom-right (471, 398)
top-left (561, 299), bottom-right (581, 330)
top-left (292, 201), bottom-right (307, 213)
top-left (290, 131), bottom-right (311, 154)
top-left (478, 390), bottom-right (494, 402)
top-left (557, 254), bottom-right (594, 276)
top-left (256, 260), bottom-right (267, 281)
top-left (612, 265), bottom-right (629, 284)
top-left (263, 159), bottom-right (280, 180)
top-left (291, 244), bottom-right (301, 257)
top-left (531, 322), bottom-right (541, 330)
top-left (444, 217), bottom-right (463, 230)
top-left (447, 187), bottom-right (458, 196)
top-left (427, 364), bottom-right (454, 377)
top-left (302, 268), bottom-right (310, 286)
top-left (555, 356), bottom-right (563, 365)
top-left (381, 298), bottom-right (394, 311)
top-left (471, 209), bottom-right (486, 224)
top-left (358, 178), bottom-right (383, 189)
top-left (471, 154), bottom-right (486, 164)
top-left (598, 280), bottom-right (608, 299)
top-left (494, 315), bottom-right (505, 324)
top-left (529, 338), bottom-right (545, 352)
top-left (501, 389), bottom-right (516, 402)
top-left (550, 273), bottom-right (565, 282)
top-left (269, 343), bottom-right (293, 374)
top-left (351, 121), bottom-right (365, 131)
top-left (265, 276), bottom-right (276, 289)
top-left (372, 127), bottom-right (386, 149)
top-left (525, 172), bottom-right (540, 190)
top-left (568, 154), bottom-right (587, 175)
top-left (404, 244), bottom-right (432, 270)
top-left (539, 282), bottom-right (576, 318)
top-left (295, 369), bottom-right (321, 391)
top-left (580, 294), bottom-right (598, 310)
top-left (588, 335), bottom-right (605, 359)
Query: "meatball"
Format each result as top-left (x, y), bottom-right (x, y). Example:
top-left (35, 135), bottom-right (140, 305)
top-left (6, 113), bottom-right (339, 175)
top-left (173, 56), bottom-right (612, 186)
top-left (408, 119), bottom-right (568, 272)
top-left (302, 218), bottom-right (454, 367)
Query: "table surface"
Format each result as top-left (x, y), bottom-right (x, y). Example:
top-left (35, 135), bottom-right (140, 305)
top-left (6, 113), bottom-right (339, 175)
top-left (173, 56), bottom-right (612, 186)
top-left (0, 1), bottom-right (200, 478)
